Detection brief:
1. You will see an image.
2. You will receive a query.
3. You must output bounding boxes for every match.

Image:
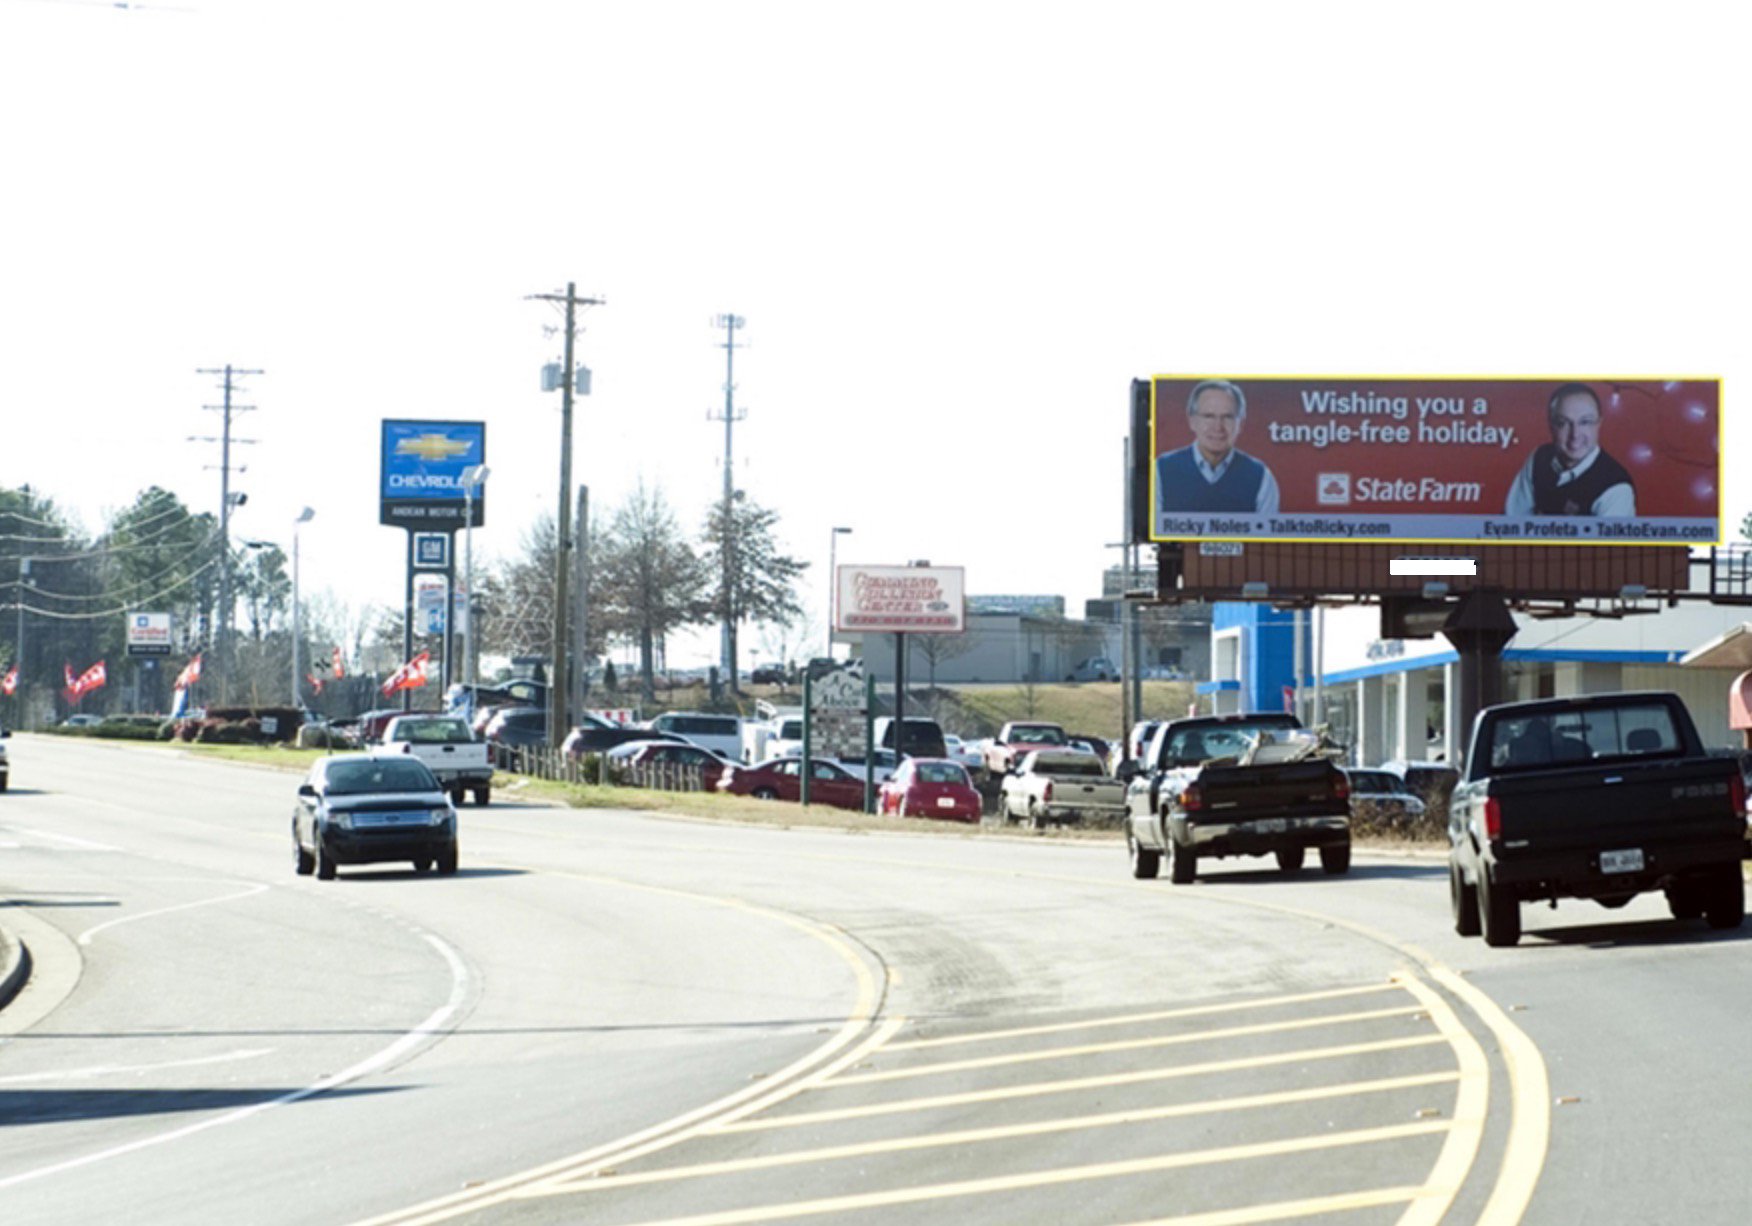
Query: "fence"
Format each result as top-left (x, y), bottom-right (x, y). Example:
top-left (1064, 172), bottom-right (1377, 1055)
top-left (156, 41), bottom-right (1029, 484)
top-left (487, 744), bottom-right (711, 793)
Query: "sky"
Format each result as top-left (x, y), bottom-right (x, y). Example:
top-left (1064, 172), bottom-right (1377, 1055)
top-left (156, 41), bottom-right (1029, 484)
top-left (4, 1), bottom-right (1748, 668)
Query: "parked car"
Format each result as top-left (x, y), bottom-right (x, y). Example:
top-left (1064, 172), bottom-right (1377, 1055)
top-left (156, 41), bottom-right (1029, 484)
top-left (878, 758), bottom-right (981, 822)
top-left (644, 711), bottom-right (744, 760)
top-left (824, 747), bottom-right (900, 784)
top-left (1341, 767), bottom-right (1427, 832)
top-left (1066, 656), bottom-right (1118, 682)
top-left (873, 716), bottom-right (949, 761)
top-left (605, 739), bottom-right (733, 790)
top-left (1382, 759), bottom-right (1461, 825)
top-left (374, 714), bottom-right (493, 806)
top-left (750, 664), bottom-right (788, 685)
top-left (1068, 734), bottom-right (1112, 765)
top-left (1001, 749), bottom-right (1127, 829)
top-left (942, 734), bottom-right (986, 776)
top-left (483, 707), bottom-right (552, 748)
top-left (60, 713), bottom-right (103, 729)
top-left (716, 756), bottom-right (867, 812)
top-left (292, 753), bottom-right (457, 879)
top-left (563, 726), bottom-right (685, 759)
top-left (1113, 720), bottom-right (1163, 776)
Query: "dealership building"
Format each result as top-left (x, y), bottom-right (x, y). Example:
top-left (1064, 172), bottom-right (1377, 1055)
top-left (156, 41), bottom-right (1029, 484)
top-left (1202, 585), bottom-right (1752, 765)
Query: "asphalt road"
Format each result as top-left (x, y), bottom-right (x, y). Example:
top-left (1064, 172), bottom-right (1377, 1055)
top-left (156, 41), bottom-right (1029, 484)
top-left (2, 736), bottom-right (1751, 1224)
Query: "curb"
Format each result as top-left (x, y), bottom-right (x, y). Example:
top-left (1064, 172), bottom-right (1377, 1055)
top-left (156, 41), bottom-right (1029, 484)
top-left (0, 922), bottom-right (30, 1013)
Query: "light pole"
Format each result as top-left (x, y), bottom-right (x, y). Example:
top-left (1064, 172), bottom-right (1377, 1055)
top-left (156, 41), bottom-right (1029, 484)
top-left (459, 465), bottom-right (490, 718)
top-left (827, 526), bottom-right (852, 659)
top-left (290, 507), bottom-right (314, 707)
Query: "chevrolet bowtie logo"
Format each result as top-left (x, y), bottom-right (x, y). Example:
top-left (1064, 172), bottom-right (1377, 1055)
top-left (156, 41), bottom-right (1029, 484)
top-left (395, 434), bottom-right (472, 462)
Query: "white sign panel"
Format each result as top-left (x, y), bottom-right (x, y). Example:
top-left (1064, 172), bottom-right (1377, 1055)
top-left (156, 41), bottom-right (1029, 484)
top-left (126, 611), bottom-right (173, 656)
top-left (835, 565), bottom-right (966, 634)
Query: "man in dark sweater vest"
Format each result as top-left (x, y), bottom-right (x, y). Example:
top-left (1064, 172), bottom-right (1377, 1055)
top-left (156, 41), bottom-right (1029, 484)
top-left (1156, 379), bottom-right (1281, 517)
top-left (1503, 383), bottom-right (1636, 517)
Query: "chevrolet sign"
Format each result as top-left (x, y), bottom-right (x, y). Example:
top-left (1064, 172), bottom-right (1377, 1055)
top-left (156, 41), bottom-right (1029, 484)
top-left (380, 419), bottom-right (486, 528)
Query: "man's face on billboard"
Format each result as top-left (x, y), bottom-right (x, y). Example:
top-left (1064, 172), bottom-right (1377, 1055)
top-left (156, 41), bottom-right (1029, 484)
top-left (1189, 387), bottom-right (1241, 465)
top-left (1549, 393), bottom-right (1600, 469)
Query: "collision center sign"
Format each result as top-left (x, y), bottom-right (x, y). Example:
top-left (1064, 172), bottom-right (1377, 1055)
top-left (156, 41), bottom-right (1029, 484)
top-left (1147, 376), bottom-right (1720, 546)
top-left (835, 565), bottom-right (966, 634)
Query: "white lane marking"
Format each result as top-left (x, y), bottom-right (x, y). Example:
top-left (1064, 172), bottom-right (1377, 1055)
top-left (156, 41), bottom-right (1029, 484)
top-left (0, 932), bottom-right (467, 1192)
top-left (12, 827), bottom-right (122, 852)
top-left (76, 882), bottom-right (272, 946)
top-left (0, 1048), bottom-right (275, 1085)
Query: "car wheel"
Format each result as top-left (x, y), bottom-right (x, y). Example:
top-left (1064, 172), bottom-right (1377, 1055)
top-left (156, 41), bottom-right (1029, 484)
top-left (1275, 847), bottom-right (1305, 873)
top-left (1478, 870), bottom-right (1520, 947)
top-left (293, 827), bottom-right (314, 877)
top-left (1127, 829), bottom-right (1160, 879)
top-left (1450, 859), bottom-right (1481, 937)
top-left (413, 858), bottom-right (432, 874)
top-left (1704, 864), bottom-right (1745, 930)
top-left (473, 786), bottom-right (490, 806)
top-left (0, 772), bottom-right (8, 792)
top-left (1667, 880), bottom-right (1705, 921)
top-left (1028, 804), bottom-right (1047, 832)
top-left (1169, 836), bottom-right (1197, 885)
top-left (752, 787), bottom-right (778, 800)
top-left (450, 785), bottom-right (467, 807)
top-left (1319, 843), bottom-right (1351, 875)
top-left (316, 839), bottom-right (337, 881)
top-left (437, 844), bottom-right (459, 876)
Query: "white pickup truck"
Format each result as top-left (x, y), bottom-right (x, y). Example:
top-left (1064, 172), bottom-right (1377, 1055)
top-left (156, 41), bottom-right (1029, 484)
top-left (999, 749), bottom-right (1127, 830)
top-left (375, 715), bottom-right (493, 805)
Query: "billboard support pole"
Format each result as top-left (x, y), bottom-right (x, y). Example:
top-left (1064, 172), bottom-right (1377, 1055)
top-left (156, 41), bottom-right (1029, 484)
top-left (1441, 590), bottom-right (1519, 775)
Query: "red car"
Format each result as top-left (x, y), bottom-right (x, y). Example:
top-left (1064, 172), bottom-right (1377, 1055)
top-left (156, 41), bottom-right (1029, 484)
top-left (716, 756), bottom-right (867, 812)
top-left (607, 740), bottom-right (732, 791)
top-left (878, 758), bottom-right (982, 822)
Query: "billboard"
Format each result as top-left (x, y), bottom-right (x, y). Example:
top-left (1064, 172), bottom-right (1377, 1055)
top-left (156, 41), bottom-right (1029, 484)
top-left (1147, 377), bottom-right (1720, 546)
top-left (380, 419), bottom-right (487, 528)
top-left (126, 611), bottom-right (172, 657)
top-left (835, 565), bottom-right (966, 634)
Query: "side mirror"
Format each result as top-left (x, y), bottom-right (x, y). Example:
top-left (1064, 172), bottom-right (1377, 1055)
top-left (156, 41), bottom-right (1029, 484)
top-left (1117, 761), bottom-right (1140, 783)
top-left (297, 784), bottom-right (318, 797)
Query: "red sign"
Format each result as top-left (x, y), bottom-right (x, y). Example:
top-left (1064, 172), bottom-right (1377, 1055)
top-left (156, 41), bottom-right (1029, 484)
top-left (1149, 376), bottom-right (1720, 546)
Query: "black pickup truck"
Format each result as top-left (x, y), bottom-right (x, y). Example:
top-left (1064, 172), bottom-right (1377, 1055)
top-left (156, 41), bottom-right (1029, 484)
top-left (1448, 691), bottom-right (1747, 947)
top-left (1123, 713), bottom-right (1352, 883)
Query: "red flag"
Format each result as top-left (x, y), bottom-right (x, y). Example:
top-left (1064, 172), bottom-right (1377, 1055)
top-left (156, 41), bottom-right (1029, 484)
top-left (173, 654), bottom-right (203, 691)
top-left (332, 646), bottom-right (345, 679)
top-left (381, 651), bottom-right (430, 695)
top-left (74, 661), bottom-right (107, 696)
top-left (1, 665), bottom-right (16, 696)
top-left (64, 662), bottom-right (76, 696)
top-left (306, 673), bottom-right (325, 695)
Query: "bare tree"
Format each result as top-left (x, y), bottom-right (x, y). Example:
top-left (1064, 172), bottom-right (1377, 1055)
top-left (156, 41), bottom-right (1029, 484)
top-left (596, 483), bottom-right (710, 700)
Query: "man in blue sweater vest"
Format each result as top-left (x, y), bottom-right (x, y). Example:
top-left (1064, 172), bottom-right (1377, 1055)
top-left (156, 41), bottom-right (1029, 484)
top-left (1503, 383), bottom-right (1636, 517)
top-left (1157, 379), bottom-right (1281, 516)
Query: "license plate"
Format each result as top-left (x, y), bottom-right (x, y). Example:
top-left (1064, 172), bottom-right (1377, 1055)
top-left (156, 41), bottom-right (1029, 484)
top-left (936, 797), bottom-right (956, 808)
top-left (1257, 819), bottom-right (1287, 834)
top-left (1600, 848), bottom-right (1644, 874)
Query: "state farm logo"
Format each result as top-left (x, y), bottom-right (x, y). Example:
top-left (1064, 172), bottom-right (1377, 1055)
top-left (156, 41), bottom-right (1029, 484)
top-left (1317, 473), bottom-right (1351, 506)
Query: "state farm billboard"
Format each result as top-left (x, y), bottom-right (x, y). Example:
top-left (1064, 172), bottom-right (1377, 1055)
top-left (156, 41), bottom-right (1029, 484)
top-left (835, 565), bottom-right (966, 634)
top-left (1147, 376), bottom-right (1721, 546)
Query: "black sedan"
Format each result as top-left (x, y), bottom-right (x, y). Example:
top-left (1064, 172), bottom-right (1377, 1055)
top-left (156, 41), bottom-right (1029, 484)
top-left (293, 754), bottom-right (458, 879)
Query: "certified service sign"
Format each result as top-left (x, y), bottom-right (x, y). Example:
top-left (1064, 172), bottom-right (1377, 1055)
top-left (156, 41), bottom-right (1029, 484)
top-left (126, 611), bottom-right (173, 657)
top-left (834, 565), bottom-right (966, 634)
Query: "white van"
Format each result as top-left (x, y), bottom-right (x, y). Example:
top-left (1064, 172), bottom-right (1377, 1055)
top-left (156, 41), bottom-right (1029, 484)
top-left (646, 712), bottom-right (744, 760)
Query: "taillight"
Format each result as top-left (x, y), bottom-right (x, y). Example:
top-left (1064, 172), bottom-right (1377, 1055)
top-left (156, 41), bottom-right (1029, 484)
top-left (1181, 782), bottom-right (1204, 812)
top-left (1043, 780), bottom-right (1054, 803)
top-left (1484, 796), bottom-right (1503, 841)
top-left (1733, 773), bottom-right (1747, 818)
top-left (1331, 770), bottom-right (1350, 802)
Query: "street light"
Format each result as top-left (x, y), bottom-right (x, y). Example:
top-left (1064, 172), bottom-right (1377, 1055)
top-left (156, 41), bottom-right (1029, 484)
top-left (459, 466), bottom-right (490, 718)
top-left (827, 526), bottom-right (852, 658)
top-left (290, 507), bottom-right (314, 708)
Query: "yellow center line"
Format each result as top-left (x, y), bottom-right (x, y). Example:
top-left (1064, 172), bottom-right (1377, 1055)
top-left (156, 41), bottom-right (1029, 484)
top-left (717, 1034), bottom-right (1448, 1133)
top-left (885, 981), bottom-right (1402, 1051)
top-left (828, 1004), bottom-right (1425, 1086)
top-left (531, 1071), bottom-right (1460, 1194)
top-left (602, 1121), bottom-right (1452, 1226)
top-left (1121, 1185), bottom-right (1429, 1225)
top-left (1390, 972), bottom-right (1489, 1226)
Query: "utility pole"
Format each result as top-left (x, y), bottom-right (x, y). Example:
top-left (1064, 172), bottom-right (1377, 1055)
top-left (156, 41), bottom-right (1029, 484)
top-left (709, 314), bottom-right (747, 689)
top-left (193, 364), bottom-right (260, 706)
top-left (528, 284), bottom-right (603, 746)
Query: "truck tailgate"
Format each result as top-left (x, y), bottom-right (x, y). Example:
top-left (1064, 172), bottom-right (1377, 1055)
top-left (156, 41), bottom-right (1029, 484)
top-left (1196, 760), bottom-right (1344, 817)
top-left (1488, 759), bottom-right (1743, 854)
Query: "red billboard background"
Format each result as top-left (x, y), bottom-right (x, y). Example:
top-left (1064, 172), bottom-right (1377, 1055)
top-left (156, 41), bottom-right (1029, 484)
top-left (1149, 376), bottom-right (1720, 542)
